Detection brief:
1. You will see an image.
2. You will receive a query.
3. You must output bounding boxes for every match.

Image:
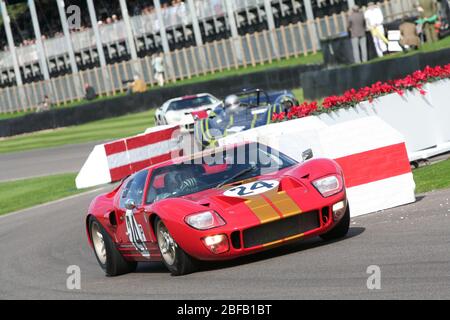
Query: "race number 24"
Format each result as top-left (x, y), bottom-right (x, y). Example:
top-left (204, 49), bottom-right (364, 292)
top-left (228, 181), bottom-right (277, 197)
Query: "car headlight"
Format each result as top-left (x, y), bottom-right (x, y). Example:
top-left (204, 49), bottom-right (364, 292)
top-left (185, 211), bottom-right (226, 230)
top-left (312, 175), bottom-right (343, 198)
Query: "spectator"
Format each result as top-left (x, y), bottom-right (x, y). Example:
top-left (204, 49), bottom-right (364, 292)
top-left (348, 6), bottom-right (368, 63)
top-left (84, 83), bottom-right (97, 101)
top-left (152, 53), bottom-right (166, 87)
top-left (399, 17), bottom-right (421, 50)
top-left (418, 0), bottom-right (439, 43)
top-left (364, 2), bottom-right (387, 57)
top-left (37, 95), bottom-right (52, 112)
top-left (127, 75), bottom-right (147, 94)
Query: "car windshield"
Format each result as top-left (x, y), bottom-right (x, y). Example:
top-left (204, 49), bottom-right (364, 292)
top-left (168, 96), bottom-right (216, 111)
top-left (237, 90), bottom-right (270, 107)
top-left (145, 143), bottom-right (297, 204)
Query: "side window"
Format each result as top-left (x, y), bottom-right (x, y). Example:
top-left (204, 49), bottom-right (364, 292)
top-left (119, 170), bottom-right (149, 208)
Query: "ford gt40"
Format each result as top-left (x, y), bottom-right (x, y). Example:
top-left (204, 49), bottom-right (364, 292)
top-left (86, 142), bottom-right (350, 276)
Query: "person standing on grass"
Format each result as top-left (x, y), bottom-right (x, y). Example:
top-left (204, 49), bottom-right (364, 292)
top-left (152, 53), bottom-right (165, 87)
top-left (418, 0), bottom-right (439, 43)
top-left (348, 5), bottom-right (368, 63)
top-left (364, 2), bottom-right (387, 57)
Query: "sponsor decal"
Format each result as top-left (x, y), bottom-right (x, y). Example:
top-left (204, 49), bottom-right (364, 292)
top-left (125, 209), bottom-right (151, 258)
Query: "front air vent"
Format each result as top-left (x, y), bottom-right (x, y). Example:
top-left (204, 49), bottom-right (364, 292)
top-left (231, 231), bottom-right (242, 249)
top-left (243, 211), bottom-right (320, 248)
top-left (321, 207), bottom-right (330, 225)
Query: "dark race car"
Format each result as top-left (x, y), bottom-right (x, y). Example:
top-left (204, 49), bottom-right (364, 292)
top-left (86, 142), bottom-right (350, 277)
top-left (194, 89), bottom-right (298, 149)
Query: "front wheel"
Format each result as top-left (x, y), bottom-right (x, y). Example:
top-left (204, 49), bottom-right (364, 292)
top-left (155, 218), bottom-right (198, 276)
top-left (320, 206), bottom-right (350, 241)
top-left (89, 217), bottom-right (137, 277)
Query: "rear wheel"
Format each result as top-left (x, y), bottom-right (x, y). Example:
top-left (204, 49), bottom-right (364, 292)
top-left (155, 218), bottom-right (198, 276)
top-left (320, 206), bottom-right (350, 241)
top-left (89, 217), bottom-right (137, 277)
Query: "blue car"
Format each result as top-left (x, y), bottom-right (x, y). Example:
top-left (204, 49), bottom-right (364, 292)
top-left (194, 89), bottom-right (298, 149)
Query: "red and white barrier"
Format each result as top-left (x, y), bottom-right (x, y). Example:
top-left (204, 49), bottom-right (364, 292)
top-left (218, 116), bottom-right (416, 217)
top-left (76, 125), bottom-right (182, 189)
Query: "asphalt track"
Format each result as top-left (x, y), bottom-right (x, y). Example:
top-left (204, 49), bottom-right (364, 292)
top-left (1, 186), bottom-right (449, 300)
top-left (0, 142), bottom-right (98, 182)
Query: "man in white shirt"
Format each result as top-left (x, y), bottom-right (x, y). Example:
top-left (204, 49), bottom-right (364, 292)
top-left (364, 2), bottom-right (387, 57)
top-left (152, 53), bottom-right (166, 87)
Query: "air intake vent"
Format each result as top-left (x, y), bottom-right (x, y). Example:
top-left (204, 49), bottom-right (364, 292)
top-left (231, 231), bottom-right (242, 249)
top-left (243, 211), bottom-right (320, 248)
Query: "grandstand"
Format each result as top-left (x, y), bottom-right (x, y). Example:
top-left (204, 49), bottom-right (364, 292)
top-left (0, 1), bottom-right (396, 82)
top-left (0, 0), bottom-right (416, 112)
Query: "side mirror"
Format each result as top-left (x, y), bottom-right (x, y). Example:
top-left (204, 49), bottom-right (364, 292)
top-left (125, 199), bottom-right (137, 210)
top-left (302, 149), bottom-right (314, 161)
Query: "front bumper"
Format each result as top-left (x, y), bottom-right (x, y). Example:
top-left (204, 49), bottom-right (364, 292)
top-left (180, 194), bottom-right (348, 261)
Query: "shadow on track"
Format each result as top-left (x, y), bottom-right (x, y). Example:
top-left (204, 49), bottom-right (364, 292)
top-left (133, 227), bottom-right (365, 276)
top-left (197, 227), bottom-right (366, 274)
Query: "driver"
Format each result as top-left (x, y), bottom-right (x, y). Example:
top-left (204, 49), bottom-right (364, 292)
top-left (223, 95), bottom-right (242, 114)
top-left (278, 96), bottom-right (298, 113)
top-left (156, 171), bottom-right (199, 201)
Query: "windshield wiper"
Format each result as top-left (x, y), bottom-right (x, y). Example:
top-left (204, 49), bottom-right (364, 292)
top-left (216, 165), bottom-right (257, 189)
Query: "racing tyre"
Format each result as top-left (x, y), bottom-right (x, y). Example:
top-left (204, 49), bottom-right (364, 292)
top-left (89, 217), bottom-right (137, 277)
top-left (155, 218), bottom-right (198, 276)
top-left (320, 206), bottom-right (350, 241)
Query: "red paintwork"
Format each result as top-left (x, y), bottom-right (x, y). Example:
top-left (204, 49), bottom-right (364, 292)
top-left (190, 110), bottom-right (209, 120)
top-left (86, 147), bottom-right (347, 263)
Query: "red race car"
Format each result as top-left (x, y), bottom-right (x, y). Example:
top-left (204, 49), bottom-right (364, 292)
top-left (86, 142), bottom-right (350, 276)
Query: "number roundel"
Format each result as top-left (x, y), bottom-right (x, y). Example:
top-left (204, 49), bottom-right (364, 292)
top-left (223, 180), bottom-right (279, 198)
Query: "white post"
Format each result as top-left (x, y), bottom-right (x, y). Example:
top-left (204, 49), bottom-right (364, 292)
top-left (118, 0), bottom-right (138, 61)
top-left (86, 0), bottom-right (107, 67)
top-left (1, 0), bottom-right (23, 86)
top-left (153, 0), bottom-right (171, 55)
top-left (28, 0), bottom-right (50, 81)
top-left (225, 0), bottom-right (242, 62)
top-left (263, 0), bottom-right (279, 58)
top-left (187, 0), bottom-right (203, 46)
top-left (57, 0), bottom-right (79, 74)
top-left (86, 0), bottom-right (111, 93)
top-left (263, 0), bottom-right (276, 30)
top-left (154, 0), bottom-right (174, 78)
top-left (304, 0), bottom-right (320, 48)
top-left (57, 0), bottom-right (83, 99)
top-left (225, 0), bottom-right (239, 38)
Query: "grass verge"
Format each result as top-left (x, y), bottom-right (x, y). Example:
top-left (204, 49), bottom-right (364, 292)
top-left (0, 173), bottom-right (85, 216)
top-left (413, 159), bottom-right (450, 194)
top-left (0, 109), bottom-right (155, 154)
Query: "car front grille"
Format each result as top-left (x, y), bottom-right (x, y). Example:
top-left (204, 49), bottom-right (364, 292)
top-left (243, 211), bottom-right (320, 249)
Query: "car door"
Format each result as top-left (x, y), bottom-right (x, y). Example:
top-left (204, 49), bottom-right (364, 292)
top-left (116, 170), bottom-right (153, 259)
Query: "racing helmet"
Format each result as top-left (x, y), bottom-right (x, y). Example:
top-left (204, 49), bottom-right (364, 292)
top-left (276, 95), bottom-right (298, 113)
top-left (224, 95), bottom-right (241, 113)
top-left (164, 171), bottom-right (182, 190)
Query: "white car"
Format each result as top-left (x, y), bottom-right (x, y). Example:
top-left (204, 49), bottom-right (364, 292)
top-left (155, 93), bottom-right (221, 131)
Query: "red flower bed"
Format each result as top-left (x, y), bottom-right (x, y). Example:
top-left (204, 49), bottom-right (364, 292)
top-left (272, 64), bottom-right (450, 122)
